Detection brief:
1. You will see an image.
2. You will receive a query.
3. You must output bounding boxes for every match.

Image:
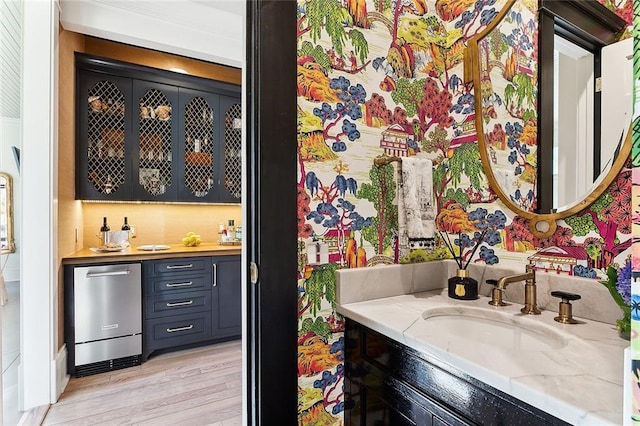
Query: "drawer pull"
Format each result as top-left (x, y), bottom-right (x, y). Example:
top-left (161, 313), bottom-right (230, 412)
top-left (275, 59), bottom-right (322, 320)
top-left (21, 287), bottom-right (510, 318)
top-left (166, 325), bottom-right (194, 333)
top-left (86, 270), bottom-right (130, 278)
top-left (166, 281), bottom-right (193, 288)
top-left (166, 263), bottom-right (193, 270)
top-left (166, 300), bottom-right (194, 307)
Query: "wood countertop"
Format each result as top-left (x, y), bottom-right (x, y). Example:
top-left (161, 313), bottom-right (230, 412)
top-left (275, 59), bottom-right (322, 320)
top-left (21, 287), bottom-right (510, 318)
top-left (62, 243), bottom-right (241, 265)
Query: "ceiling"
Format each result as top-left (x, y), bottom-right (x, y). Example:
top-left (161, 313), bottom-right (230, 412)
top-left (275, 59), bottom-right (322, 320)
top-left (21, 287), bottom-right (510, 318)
top-left (0, 0), bottom-right (244, 120)
top-left (60, 0), bottom-right (244, 68)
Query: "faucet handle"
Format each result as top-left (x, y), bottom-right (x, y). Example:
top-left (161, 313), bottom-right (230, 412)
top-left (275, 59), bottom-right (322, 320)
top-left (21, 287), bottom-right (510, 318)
top-left (487, 279), bottom-right (507, 306)
top-left (550, 291), bottom-right (581, 301)
top-left (551, 291), bottom-right (581, 324)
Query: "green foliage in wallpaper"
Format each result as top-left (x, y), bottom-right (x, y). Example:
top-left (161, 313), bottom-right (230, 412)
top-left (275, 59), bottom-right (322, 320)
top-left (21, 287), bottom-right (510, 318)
top-left (503, 73), bottom-right (536, 120)
top-left (349, 31), bottom-right (370, 63)
top-left (564, 194), bottom-right (613, 236)
top-left (303, 0), bottom-right (368, 60)
top-left (359, 162), bottom-right (397, 254)
top-left (298, 41), bottom-right (332, 74)
top-left (486, 26), bottom-right (509, 62)
top-left (430, 143), bottom-right (485, 210)
top-left (391, 78), bottom-right (424, 118)
top-left (302, 263), bottom-right (338, 317)
top-left (423, 125), bottom-right (449, 154)
top-left (442, 143), bottom-right (484, 190)
top-left (299, 316), bottom-right (331, 340)
top-left (442, 188), bottom-right (471, 210)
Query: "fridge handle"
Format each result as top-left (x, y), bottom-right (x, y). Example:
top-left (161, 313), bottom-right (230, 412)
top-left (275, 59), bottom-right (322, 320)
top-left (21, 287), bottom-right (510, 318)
top-left (86, 270), bottom-right (131, 278)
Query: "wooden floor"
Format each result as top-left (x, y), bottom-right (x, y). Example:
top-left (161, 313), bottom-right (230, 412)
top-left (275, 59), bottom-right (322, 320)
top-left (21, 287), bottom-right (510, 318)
top-left (42, 340), bottom-right (242, 426)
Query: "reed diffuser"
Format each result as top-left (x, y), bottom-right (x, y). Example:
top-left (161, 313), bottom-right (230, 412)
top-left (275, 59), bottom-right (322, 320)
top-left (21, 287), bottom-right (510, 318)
top-left (438, 230), bottom-right (487, 300)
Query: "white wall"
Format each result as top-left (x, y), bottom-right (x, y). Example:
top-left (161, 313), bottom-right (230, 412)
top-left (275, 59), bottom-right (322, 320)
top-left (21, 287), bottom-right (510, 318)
top-left (0, 118), bottom-right (21, 282)
top-left (20, 0), bottom-right (57, 410)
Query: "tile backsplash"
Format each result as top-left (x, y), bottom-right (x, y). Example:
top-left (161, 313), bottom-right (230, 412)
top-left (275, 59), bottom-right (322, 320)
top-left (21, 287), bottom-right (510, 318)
top-left (81, 203), bottom-right (241, 249)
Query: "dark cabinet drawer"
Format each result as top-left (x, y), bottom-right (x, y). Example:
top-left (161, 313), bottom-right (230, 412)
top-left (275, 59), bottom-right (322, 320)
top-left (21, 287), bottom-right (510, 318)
top-left (142, 255), bottom-right (240, 361)
top-left (145, 290), bottom-right (211, 319)
top-left (149, 257), bottom-right (211, 276)
top-left (146, 273), bottom-right (211, 294)
top-left (146, 311), bottom-right (212, 346)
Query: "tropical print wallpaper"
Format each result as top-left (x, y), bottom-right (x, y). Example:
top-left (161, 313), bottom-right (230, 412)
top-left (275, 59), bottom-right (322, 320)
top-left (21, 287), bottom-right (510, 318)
top-left (296, 0), bottom-right (633, 423)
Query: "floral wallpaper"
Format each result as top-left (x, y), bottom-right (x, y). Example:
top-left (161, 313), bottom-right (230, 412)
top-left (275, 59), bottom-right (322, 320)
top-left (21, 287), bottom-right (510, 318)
top-left (296, 0), bottom-right (633, 423)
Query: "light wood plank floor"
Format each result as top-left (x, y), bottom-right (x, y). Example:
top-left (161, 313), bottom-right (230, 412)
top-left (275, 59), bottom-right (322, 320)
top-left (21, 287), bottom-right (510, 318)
top-left (42, 340), bottom-right (242, 426)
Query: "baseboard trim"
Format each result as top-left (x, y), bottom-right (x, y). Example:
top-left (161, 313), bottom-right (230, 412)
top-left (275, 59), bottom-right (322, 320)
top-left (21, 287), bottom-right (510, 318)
top-left (53, 344), bottom-right (69, 401)
top-left (18, 404), bottom-right (50, 426)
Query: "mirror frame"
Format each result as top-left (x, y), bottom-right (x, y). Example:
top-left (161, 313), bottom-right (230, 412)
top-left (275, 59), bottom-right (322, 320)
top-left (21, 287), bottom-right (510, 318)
top-left (464, 0), bottom-right (631, 238)
top-left (0, 172), bottom-right (15, 254)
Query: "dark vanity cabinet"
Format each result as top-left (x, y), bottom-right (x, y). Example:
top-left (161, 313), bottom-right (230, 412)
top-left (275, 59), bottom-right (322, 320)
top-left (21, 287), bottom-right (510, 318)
top-left (344, 319), bottom-right (569, 426)
top-left (142, 255), bottom-right (241, 361)
top-left (76, 54), bottom-right (241, 203)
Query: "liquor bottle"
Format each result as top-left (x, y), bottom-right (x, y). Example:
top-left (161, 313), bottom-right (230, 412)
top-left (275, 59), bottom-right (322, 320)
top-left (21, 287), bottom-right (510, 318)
top-left (101, 217), bottom-right (110, 232)
top-left (227, 220), bottom-right (235, 239)
top-left (121, 217), bottom-right (130, 231)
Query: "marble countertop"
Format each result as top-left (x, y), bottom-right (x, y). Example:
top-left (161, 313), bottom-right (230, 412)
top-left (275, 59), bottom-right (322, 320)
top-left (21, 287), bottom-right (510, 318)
top-left (336, 263), bottom-right (628, 425)
top-left (62, 242), bottom-right (240, 264)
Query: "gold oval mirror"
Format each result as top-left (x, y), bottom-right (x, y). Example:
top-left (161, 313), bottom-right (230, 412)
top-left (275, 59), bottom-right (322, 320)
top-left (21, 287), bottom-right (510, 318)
top-left (464, 0), bottom-right (630, 238)
top-left (0, 172), bottom-right (15, 254)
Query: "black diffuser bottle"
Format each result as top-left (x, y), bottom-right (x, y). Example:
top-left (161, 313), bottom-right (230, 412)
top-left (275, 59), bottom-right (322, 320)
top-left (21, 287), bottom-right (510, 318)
top-left (448, 269), bottom-right (478, 300)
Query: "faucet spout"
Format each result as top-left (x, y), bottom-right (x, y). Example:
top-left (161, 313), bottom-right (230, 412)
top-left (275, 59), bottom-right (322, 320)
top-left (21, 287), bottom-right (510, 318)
top-left (496, 271), bottom-right (534, 290)
top-left (489, 264), bottom-right (541, 315)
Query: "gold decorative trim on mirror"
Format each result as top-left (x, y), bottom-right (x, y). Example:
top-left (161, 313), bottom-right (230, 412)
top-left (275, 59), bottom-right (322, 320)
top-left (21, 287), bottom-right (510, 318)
top-left (0, 172), bottom-right (15, 254)
top-left (464, 0), bottom-right (631, 238)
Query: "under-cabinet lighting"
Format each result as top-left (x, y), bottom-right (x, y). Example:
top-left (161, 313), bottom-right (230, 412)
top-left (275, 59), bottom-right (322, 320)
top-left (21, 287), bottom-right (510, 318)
top-left (169, 68), bottom-right (188, 74)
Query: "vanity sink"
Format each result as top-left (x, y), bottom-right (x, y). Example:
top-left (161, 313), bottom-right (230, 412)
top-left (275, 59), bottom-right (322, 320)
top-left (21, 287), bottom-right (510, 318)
top-left (421, 306), bottom-right (568, 351)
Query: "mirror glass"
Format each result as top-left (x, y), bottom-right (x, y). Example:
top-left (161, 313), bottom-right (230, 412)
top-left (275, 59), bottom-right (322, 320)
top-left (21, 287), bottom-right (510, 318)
top-left (553, 36), bottom-right (632, 211)
top-left (0, 172), bottom-right (15, 253)
top-left (473, 0), bottom-right (629, 216)
top-left (552, 34), bottom-right (593, 209)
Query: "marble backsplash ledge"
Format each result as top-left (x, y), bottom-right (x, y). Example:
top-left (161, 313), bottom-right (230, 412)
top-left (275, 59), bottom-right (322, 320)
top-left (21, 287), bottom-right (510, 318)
top-left (336, 260), bottom-right (456, 305)
top-left (337, 260), bottom-right (625, 326)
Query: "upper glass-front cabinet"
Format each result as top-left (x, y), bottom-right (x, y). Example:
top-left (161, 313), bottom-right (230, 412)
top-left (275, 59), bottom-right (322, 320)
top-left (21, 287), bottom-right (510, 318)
top-left (133, 81), bottom-right (179, 201)
top-left (79, 73), bottom-right (132, 199)
top-left (181, 91), bottom-right (217, 201)
top-left (221, 97), bottom-right (242, 202)
top-left (76, 54), bottom-right (241, 203)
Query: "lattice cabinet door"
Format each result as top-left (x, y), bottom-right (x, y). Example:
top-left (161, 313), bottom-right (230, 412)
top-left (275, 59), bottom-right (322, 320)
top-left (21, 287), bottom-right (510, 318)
top-left (77, 71), bottom-right (133, 200)
top-left (132, 80), bottom-right (179, 201)
top-left (218, 96), bottom-right (242, 203)
top-left (178, 88), bottom-right (220, 202)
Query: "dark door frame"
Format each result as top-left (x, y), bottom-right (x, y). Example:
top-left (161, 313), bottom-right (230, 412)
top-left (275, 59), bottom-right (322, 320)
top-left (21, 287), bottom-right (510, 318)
top-left (245, 0), bottom-right (298, 424)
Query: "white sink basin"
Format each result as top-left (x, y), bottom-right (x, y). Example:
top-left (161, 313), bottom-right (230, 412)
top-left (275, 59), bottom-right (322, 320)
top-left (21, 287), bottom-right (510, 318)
top-left (421, 306), bottom-right (568, 351)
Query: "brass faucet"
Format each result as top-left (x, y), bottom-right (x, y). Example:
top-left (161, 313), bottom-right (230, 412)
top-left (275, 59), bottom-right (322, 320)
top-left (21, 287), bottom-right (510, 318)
top-left (488, 263), bottom-right (541, 315)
